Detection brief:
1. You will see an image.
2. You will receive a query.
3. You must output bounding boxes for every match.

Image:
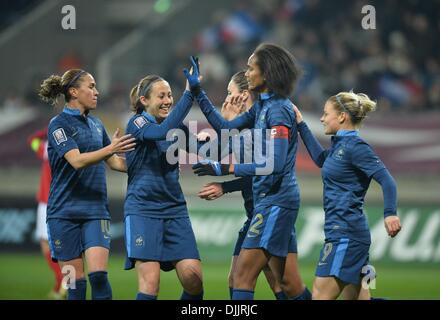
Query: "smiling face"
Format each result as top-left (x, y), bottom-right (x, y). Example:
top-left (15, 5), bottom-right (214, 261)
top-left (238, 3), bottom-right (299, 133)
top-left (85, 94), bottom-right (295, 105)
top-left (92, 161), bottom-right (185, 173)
top-left (320, 101), bottom-right (345, 135)
top-left (141, 80), bottom-right (173, 123)
top-left (245, 54), bottom-right (267, 93)
top-left (69, 73), bottom-right (99, 110)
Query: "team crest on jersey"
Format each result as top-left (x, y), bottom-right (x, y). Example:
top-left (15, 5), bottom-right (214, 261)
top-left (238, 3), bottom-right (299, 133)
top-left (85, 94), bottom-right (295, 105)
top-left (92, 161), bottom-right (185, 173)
top-left (53, 128), bottom-right (67, 145)
top-left (335, 148), bottom-right (345, 160)
top-left (134, 116), bottom-right (147, 129)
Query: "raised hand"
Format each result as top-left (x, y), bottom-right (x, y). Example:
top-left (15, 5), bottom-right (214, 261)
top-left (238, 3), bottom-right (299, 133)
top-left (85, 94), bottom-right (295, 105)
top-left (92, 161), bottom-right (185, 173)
top-left (221, 101), bottom-right (236, 121)
top-left (198, 182), bottom-right (224, 200)
top-left (221, 93), bottom-right (245, 121)
top-left (110, 128), bottom-right (136, 154)
top-left (192, 159), bottom-right (230, 176)
top-left (183, 56), bottom-right (201, 91)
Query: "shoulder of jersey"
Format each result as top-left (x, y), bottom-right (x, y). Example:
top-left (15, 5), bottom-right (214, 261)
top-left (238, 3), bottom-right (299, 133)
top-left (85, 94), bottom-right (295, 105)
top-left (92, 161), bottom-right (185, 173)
top-left (48, 114), bottom-right (64, 127)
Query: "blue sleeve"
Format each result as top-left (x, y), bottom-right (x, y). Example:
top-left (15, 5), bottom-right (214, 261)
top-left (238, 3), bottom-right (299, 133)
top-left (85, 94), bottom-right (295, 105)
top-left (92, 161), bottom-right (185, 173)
top-left (195, 90), bottom-right (255, 130)
top-left (351, 141), bottom-right (386, 178)
top-left (297, 121), bottom-right (328, 168)
top-left (130, 91), bottom-right (193, 141)
top-left (102, 128), bottom-right (111, 147)
top-left (372, 168), bottom-right (397, 218)
top-left (97, 119), bottom-right (111, 147)
top-left (234, 136), bottom-right (288, 176)
top-left (222, 177), bottom-right (252, 193)
top-left (48, 118), bottom-right (78, 157)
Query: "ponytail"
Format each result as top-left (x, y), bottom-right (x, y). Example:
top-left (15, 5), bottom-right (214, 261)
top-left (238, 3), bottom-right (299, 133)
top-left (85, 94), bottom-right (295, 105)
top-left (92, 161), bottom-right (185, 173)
top-left (329, 91), bottom-right (377, 126)
top-left (38, 69), bottom-right (88, 106)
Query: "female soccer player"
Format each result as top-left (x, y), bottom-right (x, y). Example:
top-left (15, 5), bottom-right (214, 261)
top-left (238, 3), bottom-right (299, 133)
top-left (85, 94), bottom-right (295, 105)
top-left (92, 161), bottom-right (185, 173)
top-left (190, 44), bottom-right (310, 300)
top-left (197, 70), bottom-right (307, 300)
top-left (123, 60), bottom-right (204, 300)
top-left (292, 92), bottom-right (401, 299)
top-left (39, 69), bottom-right (136, 300)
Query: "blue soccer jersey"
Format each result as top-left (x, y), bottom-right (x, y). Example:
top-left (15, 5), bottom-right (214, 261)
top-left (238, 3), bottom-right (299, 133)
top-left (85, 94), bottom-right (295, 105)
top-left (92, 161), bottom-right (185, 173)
top-left (124, 112), bottom-right (190, 219)
top-left (47, 107), bottom-right (111, 220)
top-left (247, 93), bottom-right (300, 209)
top-left (298, 123), bottom-right (390, 244)
top-left (321, 132), bottom-right (385, 243)
top-left (196, 92), bottom-right (300, 210)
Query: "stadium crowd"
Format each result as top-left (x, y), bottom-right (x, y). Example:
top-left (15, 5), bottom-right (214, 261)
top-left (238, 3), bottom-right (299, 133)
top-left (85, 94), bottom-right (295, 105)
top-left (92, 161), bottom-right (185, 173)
top-left (166, 0), bottom-right (440, 113)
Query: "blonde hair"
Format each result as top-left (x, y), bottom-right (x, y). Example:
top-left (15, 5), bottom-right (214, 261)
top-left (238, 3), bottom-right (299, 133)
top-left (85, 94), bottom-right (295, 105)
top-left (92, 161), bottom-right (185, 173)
top-left (129, 75), bottom-right (164, 114)
top-left (328, 91), bottom-right (377, 126)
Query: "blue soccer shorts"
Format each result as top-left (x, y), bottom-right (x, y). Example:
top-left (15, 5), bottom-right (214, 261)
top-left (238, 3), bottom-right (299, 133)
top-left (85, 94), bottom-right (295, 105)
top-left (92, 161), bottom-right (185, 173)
top-left (315, 237), bottom-right (371, 285)
top-left (124, 215), bottom-right (200, 271)
top-left (240, 204), bottom-right (298, 258)
top-left (233, 215), bottom-right (298, 256)
top-left (47, 218), bottom-right (111, 262)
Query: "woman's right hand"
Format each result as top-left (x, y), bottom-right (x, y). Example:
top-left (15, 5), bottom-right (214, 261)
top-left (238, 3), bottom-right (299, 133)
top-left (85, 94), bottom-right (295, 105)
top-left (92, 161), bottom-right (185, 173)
top-left (292, 104), bottom-right (303, 124)
top-left (109, 128), bottom-right (136, 154)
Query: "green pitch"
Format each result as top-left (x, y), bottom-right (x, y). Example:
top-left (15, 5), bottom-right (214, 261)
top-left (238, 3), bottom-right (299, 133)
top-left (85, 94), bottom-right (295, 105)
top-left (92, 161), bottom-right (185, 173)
top-left (0, 253), bottom-right (439, 299)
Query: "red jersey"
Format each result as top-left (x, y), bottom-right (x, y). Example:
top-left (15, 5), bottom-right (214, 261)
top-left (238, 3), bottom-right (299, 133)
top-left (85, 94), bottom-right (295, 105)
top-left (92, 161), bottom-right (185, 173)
top-left (28, 128), bottom-right (52, 203)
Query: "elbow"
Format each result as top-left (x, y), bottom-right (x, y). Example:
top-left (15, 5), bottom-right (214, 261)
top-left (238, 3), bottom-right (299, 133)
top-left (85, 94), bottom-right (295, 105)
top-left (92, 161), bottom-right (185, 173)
top-left (69, 157), bottom-right (89, 170)
top-left (70, 159), bottom-right (87, 170)
top-left (70, 162), bottom-right (84, 170)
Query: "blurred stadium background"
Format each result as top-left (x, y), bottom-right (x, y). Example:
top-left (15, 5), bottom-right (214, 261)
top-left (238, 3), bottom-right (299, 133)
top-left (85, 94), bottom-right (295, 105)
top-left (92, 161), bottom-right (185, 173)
top-left (0, 0), bottom-right (439, 299)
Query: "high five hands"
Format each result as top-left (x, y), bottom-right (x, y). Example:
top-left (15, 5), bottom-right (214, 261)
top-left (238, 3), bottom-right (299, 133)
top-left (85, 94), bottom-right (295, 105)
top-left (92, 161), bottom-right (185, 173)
top-left (183, 56), bottom-right (202, 92)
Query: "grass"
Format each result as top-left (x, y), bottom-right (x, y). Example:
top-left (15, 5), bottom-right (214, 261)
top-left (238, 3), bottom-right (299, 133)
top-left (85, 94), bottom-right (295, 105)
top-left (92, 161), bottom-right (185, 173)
top-left (0, 253), bottom-right (439, 300)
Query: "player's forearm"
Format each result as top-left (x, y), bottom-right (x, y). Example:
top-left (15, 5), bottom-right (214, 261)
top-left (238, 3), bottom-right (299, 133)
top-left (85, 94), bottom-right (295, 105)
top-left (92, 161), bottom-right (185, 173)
top-left (65, 147), bottom-right (113, 170)
top-left (234, 138), bottom-right (288, 176)
top-left (142, 91), bottom-right (193, 141)
top-left (372, 168), bottom-right (398, 217)
top-left (298, 121), bottom-right (326, 167)
top-left (222, 177), bottom-right (250, 193)
top-left (106, 154), bottom-right (127, 172)
top-left (196, 91), bottom-right (251, 131)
